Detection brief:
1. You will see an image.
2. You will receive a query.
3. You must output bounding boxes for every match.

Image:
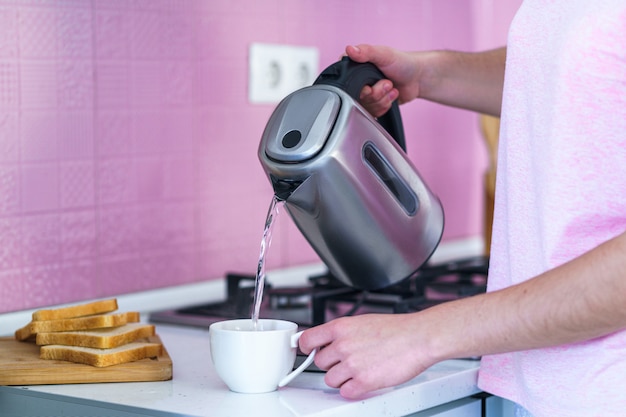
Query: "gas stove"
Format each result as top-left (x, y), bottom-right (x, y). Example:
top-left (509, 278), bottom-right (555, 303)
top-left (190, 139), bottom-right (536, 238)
top-left (150, 256), bottom-right (489, 330)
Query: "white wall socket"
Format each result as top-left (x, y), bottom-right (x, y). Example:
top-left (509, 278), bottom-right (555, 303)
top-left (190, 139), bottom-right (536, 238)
top-left (248, 43), bottom-right (320, 104)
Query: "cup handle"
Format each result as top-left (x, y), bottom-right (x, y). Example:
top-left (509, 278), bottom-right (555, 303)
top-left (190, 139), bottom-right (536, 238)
top-left (277, 331), bottom-right (317, 388)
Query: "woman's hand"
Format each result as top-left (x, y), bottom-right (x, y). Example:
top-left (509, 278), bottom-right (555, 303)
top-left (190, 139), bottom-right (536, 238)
top-left (346, 44), bottom-right (507, 117)
top-left (345, 44), bottom-right (423, 117)
top-left (299, 313), bottom-right (437, 399)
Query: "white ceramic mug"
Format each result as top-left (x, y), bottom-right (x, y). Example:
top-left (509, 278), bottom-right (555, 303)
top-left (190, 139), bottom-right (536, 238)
top-left (209, 319), bottom-right (316, 394)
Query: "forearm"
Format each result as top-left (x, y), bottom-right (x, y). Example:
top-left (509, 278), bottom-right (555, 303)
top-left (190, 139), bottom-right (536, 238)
top-left (418, 48), bottom-right (506, 117)
top-left (426, 231), bottom-right (626, 361)
top-left (297, 233), bottom-right (626, 399)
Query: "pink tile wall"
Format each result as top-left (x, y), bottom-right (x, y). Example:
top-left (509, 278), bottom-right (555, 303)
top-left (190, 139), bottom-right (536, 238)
top-left (0, 0), bottom-right (520, 313)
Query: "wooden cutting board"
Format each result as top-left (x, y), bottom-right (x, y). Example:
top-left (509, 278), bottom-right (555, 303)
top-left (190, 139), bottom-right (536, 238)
top-left (0, 335), bottom-right (172, 385)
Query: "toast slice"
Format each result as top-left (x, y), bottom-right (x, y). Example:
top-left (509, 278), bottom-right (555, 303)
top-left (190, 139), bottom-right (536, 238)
top-left (40, 341), bottom-right (163, 367)
top-left (32, 299), bottom-right (118, 321)
top-left (36, 323), bottom-right (155, 349)
top-left (15, 312), bottom-right (140, 341)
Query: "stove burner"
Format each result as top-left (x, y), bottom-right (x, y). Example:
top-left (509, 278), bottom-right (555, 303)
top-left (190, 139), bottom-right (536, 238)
top-left (150, 256), bottom-right (489, 330)
top-left (268, 287), bottom-right (310, 309)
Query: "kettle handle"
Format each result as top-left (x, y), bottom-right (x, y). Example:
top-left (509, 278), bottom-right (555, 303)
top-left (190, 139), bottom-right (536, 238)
top-left (313, 57), bottom-right (406, 151)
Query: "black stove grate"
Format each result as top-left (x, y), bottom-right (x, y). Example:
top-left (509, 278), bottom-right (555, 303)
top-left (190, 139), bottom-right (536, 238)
top-left (150, 256), bottom-right (489, 329)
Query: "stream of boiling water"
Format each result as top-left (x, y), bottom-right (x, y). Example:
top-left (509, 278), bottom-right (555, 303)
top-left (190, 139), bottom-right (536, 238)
top-left (251, 195), bottom-right (283, 330)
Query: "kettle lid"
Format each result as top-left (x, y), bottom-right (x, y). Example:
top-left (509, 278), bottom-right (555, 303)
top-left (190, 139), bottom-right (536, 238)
top-left (263, 88), bottom-right (341, 163)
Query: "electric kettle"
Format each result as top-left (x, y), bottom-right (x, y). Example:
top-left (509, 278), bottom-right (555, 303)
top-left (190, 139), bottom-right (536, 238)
top-left (258, 57), bottom-right (444, 290)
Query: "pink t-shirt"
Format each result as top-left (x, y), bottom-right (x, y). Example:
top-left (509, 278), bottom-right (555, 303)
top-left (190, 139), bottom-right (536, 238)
top-left (477, 1), bottom-right (626, 416)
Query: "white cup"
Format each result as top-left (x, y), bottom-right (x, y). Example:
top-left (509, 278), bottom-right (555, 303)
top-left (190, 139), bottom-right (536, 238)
top-left (209, 319), bottom-right (316, 394)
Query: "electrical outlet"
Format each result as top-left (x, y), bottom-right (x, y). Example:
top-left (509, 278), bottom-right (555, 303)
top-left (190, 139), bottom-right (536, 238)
top-left (249, 43), bottom-right (319, 104)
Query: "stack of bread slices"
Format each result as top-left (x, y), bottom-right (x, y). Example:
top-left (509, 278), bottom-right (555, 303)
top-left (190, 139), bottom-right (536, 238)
top-left (15, 299), bottom-right (162, 368)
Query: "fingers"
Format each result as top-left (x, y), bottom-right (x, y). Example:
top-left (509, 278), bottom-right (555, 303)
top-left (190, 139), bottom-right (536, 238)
top-left (360, 80), bottom-right (392, 100)
top-left (323, 357), bottom-right (381, 400)
top-left (345, 44), bottom-right (399, 117)
top-left (339, 378), bottom-right (372, 400)
top-left (299, 315), bottom-right (424, 399)
top-left (345, 44), bottom-right (391, 66)
top-left (315, 343), bottom-right (367, 398)
top-left (299, 322), bottom-right (335, 355)
top-left (345, 44), bottom-right (367, 62)
top-left (321, 353), bottom-right (363, 391)
top-left (299, 318), bottom-right (382, 399)
top-left (359, 80), bottom-right (399, 117)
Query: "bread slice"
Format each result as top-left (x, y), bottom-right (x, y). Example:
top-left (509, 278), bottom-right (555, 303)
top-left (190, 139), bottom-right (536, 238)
top-left (15, 312), bottom-right (140, 341)
top-left (36, 323), bottom-right (155, 349)
top-left (40, 341), bottom-right (163, 367)
top-left (32, 299), bottom-right (118, 321)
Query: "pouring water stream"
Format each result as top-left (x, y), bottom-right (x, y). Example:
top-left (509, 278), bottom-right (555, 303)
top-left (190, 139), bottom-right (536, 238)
top-left (251, 195), bottom-right (283, 330)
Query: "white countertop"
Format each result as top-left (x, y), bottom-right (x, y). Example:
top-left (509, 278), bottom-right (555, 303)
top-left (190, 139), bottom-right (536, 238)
top-left (1, 241), bottom-right (486, 417)
top-left (1, 323), bottom-right (481, 417)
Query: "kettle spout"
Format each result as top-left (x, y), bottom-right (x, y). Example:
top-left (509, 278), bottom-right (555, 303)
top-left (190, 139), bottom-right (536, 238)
top-left (269, 174), bottom-right (304, 201)
top-left (281, 174), bottom-right (319, 215)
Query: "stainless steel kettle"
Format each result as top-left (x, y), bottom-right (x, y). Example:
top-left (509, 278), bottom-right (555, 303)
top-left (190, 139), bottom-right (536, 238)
top-left (258, 57), bottom-right (444, 290)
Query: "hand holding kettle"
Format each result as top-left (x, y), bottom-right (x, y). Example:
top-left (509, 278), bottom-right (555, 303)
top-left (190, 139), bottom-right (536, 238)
top-left (345, 44), bottom-right (505, 118)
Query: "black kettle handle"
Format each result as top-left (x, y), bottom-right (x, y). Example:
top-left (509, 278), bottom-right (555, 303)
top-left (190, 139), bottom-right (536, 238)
top-left (313, 57), bottom-right (406, 151)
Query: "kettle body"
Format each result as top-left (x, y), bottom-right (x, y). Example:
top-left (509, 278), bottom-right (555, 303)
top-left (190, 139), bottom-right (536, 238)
top-left (258, 59), bottom-right (444, 290)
